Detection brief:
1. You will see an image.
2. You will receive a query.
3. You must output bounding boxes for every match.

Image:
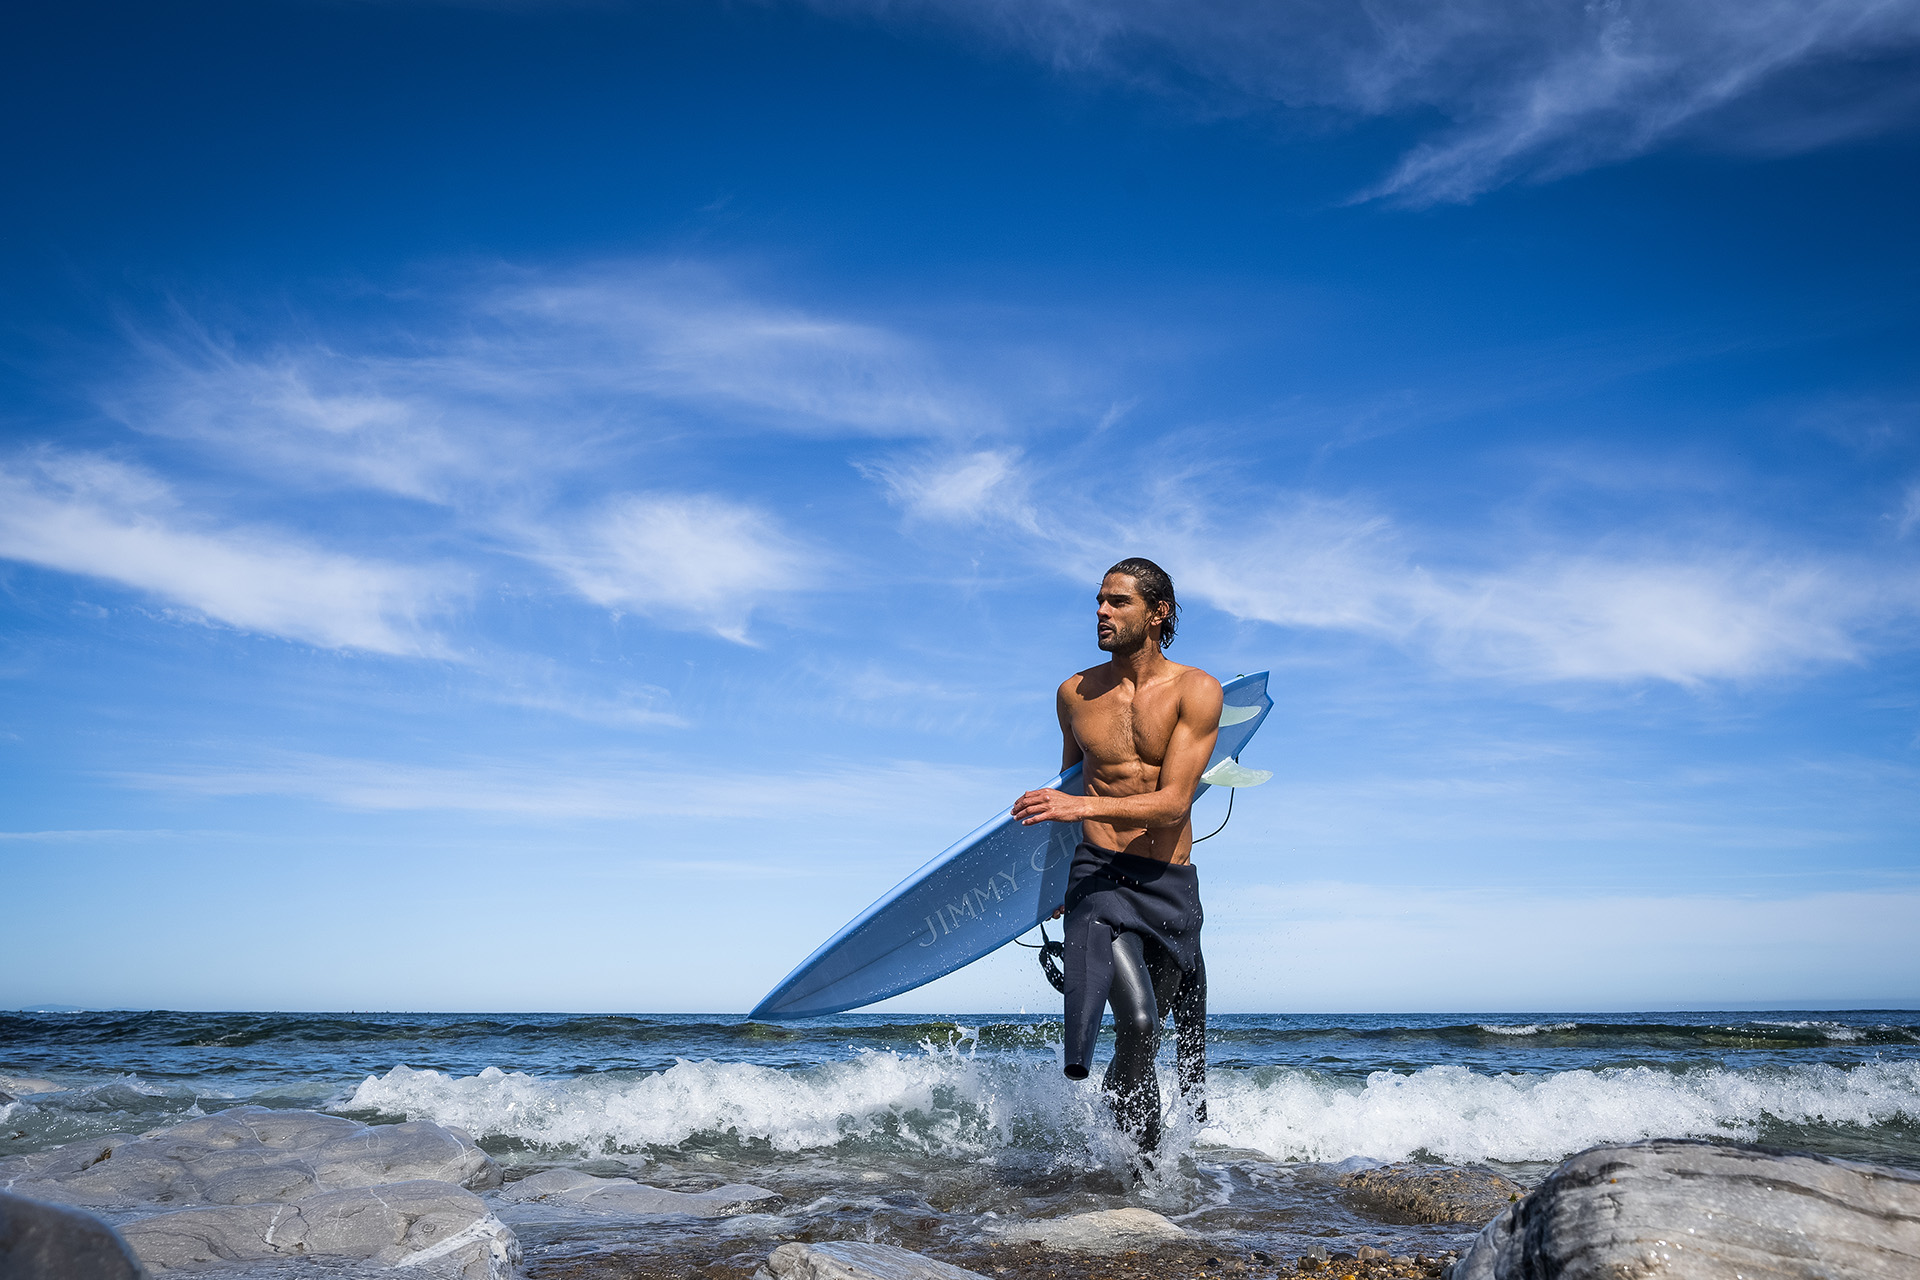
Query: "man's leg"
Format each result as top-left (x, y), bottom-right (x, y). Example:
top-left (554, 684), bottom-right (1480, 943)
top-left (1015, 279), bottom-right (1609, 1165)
top-left (1063, 910), bottom-right (1117, 1079)
top-left (1170, 951), bottom-right (1207, 1123)
top-left (1102, 931), bottom-right (1164, 1151)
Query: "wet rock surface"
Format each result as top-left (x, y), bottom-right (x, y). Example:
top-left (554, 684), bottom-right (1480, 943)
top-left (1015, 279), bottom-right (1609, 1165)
top-left (499, 1168), bottom-right (781, 1218)
top-left (1336, 1165), bottom-right (1524, 1225)
top-left (1451, 1138), bottom-right (1920, 1279)
top-left (760, 1240), bottom-right (990, 1280)
top-left (987, 1208), bottom-right (1189, 1251)
top-left (0, 1106), bottom-right (501, 1209)
top-left (527, 1236), bottom-right (1455, 1280)
top-left (119, 1179), bottom-right (517, 1278)
top-left (0, 1188), bottom-right (146, 1279)
top-left (0, 1108), bottom-right (515, 1278)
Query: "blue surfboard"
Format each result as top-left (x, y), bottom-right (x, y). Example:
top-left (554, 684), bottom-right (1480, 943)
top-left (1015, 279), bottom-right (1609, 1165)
top-left (749, 671), bottom-right (1274, 1020)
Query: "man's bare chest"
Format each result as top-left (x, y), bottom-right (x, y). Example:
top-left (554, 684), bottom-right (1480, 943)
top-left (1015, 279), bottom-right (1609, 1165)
top-left (1071, 691), bottom-right (1180, 765)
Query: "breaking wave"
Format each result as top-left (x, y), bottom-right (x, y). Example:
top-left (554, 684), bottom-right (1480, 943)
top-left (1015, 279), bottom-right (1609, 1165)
top-left (341, 1052), bottom-right (1920, 1168)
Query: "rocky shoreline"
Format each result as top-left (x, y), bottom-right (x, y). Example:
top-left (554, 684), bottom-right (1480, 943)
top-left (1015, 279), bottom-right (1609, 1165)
top-left (4, 1105), bottom-right (1916, 1279)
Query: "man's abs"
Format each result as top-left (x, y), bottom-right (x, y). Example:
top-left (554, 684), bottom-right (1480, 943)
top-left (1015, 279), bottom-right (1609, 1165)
top-left (1080, 774), bottom-right (1194, 864)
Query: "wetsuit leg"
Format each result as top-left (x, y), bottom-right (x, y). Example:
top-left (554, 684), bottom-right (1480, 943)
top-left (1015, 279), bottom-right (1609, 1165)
top-left (1062, 912), bottom-right (1116, 1080)
top-left (1170, 950), bottom-right (1207, 1123)
top-left (1102, 931), bottom-right (1165, 1150)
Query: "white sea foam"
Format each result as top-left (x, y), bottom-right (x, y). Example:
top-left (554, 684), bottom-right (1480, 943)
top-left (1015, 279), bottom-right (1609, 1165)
top-left (1210, 1060), bottom-right (1920, 1164)
top-left (1755, 1020), bottom-right (1865, 1042)
top-left (1474, 1023), bottom-right (1578, 1036)
top-left (344, 1050), bottom-right (1109, 1159)
top-left (342, 1051), bottom-right (1920, 1169)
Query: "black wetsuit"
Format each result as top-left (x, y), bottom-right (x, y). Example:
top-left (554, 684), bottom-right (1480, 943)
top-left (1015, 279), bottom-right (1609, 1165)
top-left (1061, 842), bottom-right (1207, 1151)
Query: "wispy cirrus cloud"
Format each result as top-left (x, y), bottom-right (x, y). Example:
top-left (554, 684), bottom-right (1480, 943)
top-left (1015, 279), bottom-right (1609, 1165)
top-left (859, 447), bottom-right (1038, 529)
top-left (0, 450), bottom-right (449, 655)
top-left (873, 457), bottom-right (1914, 685)
top-left (1153, 501), bottom-right (1884, 684)
top-left (816, 0), bottom-right (1920, 203)
top-left (81, 263), bottom-right (992, 646)
top-left (495, 268), bottom-right (1002, 437)
top-left (119, 749), bottom-right (1023, 823)
top-left (535, 493), bottom-right (819, 643)
top-left (113, 263), bottom-right (999, 509)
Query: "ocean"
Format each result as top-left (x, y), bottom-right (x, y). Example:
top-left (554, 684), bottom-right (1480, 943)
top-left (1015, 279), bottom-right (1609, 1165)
top-left (4, 1010), bottom-right (1919, 1268)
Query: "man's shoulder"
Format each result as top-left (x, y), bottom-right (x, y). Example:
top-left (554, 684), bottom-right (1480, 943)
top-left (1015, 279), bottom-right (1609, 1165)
top-left (1151, 659), bottom-right (1221, 690)
top-left (1169, 663), bottom-right (1223, 704)
top-left (1060, 665), bottom-right (1110, 698)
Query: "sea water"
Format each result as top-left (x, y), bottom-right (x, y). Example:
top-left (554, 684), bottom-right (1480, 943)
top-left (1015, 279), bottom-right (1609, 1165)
top-left (4, 1010), bottom-right (1919, 1263)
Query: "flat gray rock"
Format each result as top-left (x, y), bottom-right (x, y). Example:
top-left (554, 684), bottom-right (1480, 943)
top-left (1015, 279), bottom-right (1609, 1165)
top-left (0, 1108), bottom-right (519, 1276)
top-left (0, 1107), bottom-right (501, 1212)
top-left (498, 1167), bottom-right (781, 1217)
top-left (985, 1207), bottom-right (1188, 1251)
top-left (119, 1179), bottom-right (517, 1279)
top-left (764, 1240), bottom-right (988, 1280)
top-left (1452, 1138), bottom-right (1920, 1279)
top-left (0, 1188), bottom-right (146, 1279)
top-left (1339, 1163), bottom-right (1525, 1224)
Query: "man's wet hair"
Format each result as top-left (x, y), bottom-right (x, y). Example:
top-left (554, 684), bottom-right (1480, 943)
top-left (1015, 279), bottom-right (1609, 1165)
top-left (1105, 557), bottom-right (1179, 649)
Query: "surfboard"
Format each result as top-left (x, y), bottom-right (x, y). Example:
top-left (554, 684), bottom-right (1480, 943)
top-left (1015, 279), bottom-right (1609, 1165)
top-left (749, 671), bottom-right (1274, 1020)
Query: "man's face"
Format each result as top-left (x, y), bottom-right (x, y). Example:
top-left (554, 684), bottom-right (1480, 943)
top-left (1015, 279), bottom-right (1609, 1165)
top-left (1096, 573), bottom-right (1163, 652)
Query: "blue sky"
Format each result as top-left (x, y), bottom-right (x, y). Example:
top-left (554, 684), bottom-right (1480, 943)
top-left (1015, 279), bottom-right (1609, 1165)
top-left (2, 0), bottom-right (1917, 1013)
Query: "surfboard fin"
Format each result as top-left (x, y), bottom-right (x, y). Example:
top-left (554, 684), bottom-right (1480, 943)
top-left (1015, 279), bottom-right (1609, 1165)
top-left (1201, 759), bottom-right (1272, 788)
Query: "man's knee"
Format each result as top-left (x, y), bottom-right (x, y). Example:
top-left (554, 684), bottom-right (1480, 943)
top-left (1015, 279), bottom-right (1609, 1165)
top-left (1114, 1006), bottom-right (1158, 1042)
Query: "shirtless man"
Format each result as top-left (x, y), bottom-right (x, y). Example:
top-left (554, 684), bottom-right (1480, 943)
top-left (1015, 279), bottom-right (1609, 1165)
top-left (1011, 558), bottom-right (1222, 1152)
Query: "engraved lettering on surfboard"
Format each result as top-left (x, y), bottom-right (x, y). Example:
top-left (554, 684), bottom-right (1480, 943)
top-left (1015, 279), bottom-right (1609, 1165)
top-left (916, 864), bottom-right (1029, 945)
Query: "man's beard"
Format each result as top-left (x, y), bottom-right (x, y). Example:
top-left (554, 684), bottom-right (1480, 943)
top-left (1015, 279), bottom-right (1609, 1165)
top-left (1098, 622), bottom-right (1145, 652)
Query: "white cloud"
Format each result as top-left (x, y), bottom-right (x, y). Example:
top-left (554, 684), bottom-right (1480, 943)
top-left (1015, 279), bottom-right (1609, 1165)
top-left (93, 266), bottom-right (987, 645)
top-left (0, 451), bottom-right (447, 655)
top-left (474, 666), bottom-right (687, 729)
top-left (876, 460), bottom-right (1908, 684)
top-left (1899, 482), bottom-right (1920, 537)
top-left (538, 493), bottom-right (817, 643)
top-left (110, 335), bottom-right (479, 503)
top-left (1140, 500), bottom-right (1893, 683)
top-left (112, 265), bottom-right (997, 504)
top-left (495, 270), bottom-right (999, 437)
top-left (859, 448), bottom-right (1037, 528)
top-left (120, 750), bottom-right (1022, 823)
top-left (817, 0), bottom-right (1920, 203)
top-left (1447, 556), bottom-right (1866, 682)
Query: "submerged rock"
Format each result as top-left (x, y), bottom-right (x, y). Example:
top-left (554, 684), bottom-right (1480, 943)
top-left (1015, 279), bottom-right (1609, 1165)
top-left (119, 1179), bottom-right (517, 1278)
top-left (498, 1167), bottom-right (781, 1217)
top-left (0, 1106), bottom-right (500, 1210)
top-left (0, 1188), bottom-right (146, 1279)
top-left (1338, 1163), bottom-right (1525, 1224)
top-left (762, 1240), bottom-right (988, 1280)
top-left (1451, 1138), bottom-right (1920, 1279)
top-left (987, 1207), bottom-right (1188, 1251)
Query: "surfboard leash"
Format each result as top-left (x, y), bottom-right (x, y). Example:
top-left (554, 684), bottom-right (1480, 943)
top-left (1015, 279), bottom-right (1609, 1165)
top-left (1191, 753), bottom-right (1240, 844)
top-left (1191, 785), bottom-right (1234, 843)
top-left (1013, 923), bottom-right (1068, 993)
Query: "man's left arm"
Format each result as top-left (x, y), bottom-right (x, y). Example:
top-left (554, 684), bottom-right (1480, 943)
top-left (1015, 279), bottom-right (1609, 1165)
top-left (1014, 674), bottom-right (1222, 828)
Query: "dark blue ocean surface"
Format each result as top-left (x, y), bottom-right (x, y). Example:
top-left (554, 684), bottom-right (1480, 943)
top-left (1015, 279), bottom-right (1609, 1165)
top-left (5, 1010), bottom-right (1918, 1258)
